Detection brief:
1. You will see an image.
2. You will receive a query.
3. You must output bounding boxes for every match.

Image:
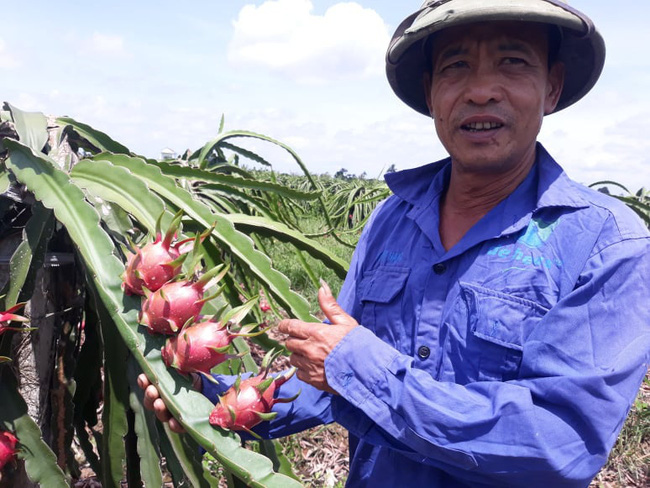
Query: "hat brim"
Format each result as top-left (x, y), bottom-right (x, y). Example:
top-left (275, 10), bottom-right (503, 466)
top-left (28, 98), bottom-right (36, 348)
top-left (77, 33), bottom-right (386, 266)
top-left (386, 0), bottom-right (606, 116)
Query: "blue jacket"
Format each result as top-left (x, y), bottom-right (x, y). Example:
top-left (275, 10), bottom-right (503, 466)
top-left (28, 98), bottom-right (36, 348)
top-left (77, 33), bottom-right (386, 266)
top-left (204, 144), bottom-right (650, 487)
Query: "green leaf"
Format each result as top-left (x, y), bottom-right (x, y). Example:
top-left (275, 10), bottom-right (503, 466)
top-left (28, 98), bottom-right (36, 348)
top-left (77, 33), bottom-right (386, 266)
top-left (127, 358), bottom-right (164, 488)
top-left (0, 201), bottom-right (55, 307)
top-left (153, 160), bottom-right (320, 201)
top-left (219, 141), bottom-right (272, 167)
top-left (194, 131), bottom-right (356, 249)
top-left (589, 180), bottom-right (631, 194)
top-left (157, 424), bottom-right (193, 488)
top-left (71, 158), bottom-right (167, 233)
top-left (56, 116), bottom-right (131, 154)
top-left (0, 161), bottom-right (13, 193)
top-left (96, 289), bottom-right (130, 488)
top-left (225, 213), bottom-right (348, 279)
top-left (0, 369), bottom-right (69, 488)
top-left (3, 102), bottom-right (48, 153)
top-left (161, 426), bottom-right (220, 487)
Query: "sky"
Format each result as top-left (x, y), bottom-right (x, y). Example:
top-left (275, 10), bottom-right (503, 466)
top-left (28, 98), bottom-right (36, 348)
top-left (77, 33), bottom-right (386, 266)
top-left (2, 0), bottom-right (649, 191)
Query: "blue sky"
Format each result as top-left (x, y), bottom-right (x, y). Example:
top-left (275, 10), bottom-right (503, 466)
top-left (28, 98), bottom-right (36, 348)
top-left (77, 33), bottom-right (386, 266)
top-left (3, 1), bottom-right (649, 191)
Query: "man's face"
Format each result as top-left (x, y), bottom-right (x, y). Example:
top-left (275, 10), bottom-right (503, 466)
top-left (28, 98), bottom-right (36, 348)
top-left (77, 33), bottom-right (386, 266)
top-left (424, 21), bottom-right (564, 175)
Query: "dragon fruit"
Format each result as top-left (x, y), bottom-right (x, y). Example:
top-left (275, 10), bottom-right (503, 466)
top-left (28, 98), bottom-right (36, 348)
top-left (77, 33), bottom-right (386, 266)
top-left (122, 211), bottom-right (193, 296)
top-left (0, 302), bottom-right (30, 336)
top-left (209, 349), bottom-right (299, 438)
top-left (139, 264), bottom-right (228, 335)
top-left (0, 430), bottom-right (18, 470)
top-left (162, 299), bottom-right (265, 374)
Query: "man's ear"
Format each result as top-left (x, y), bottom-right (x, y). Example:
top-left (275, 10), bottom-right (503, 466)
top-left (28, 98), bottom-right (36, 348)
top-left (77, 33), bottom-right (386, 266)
top-left (423, 72), bottom-right (434, 117)
top-left (544, 61), bottom-right (565, 115)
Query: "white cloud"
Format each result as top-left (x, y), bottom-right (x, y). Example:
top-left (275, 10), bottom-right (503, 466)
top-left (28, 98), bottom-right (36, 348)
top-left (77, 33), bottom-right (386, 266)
top-left (13, 93), bottom-right (42, 112)
top-left (0, 38), bottom-right (18, 69)
top-left (540, 91), bottom-right (650, 192)
top-left (87, 32), bottom-right (127, 56)
top-left (227, 0), bottom-right (390, 83)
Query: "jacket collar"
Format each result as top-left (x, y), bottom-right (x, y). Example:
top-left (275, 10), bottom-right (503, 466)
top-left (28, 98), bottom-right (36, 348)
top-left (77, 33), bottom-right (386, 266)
top-left (384, 143), bottom-right (589, 211)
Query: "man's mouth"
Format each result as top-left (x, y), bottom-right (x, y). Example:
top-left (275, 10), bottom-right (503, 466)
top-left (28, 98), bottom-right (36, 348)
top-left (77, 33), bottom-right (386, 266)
top-left (461, 121), bottom-right (504, 132)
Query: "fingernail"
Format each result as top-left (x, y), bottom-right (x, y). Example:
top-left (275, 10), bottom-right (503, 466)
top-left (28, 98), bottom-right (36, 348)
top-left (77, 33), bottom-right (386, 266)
top-left (319, 278), bottom-right (332, 296)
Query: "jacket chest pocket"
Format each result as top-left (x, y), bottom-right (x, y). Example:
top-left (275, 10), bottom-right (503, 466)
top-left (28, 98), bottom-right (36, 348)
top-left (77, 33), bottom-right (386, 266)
top-left (358, 266), bottom-right (410, 351)
top-left (440, 283), bottom-right (548, 383)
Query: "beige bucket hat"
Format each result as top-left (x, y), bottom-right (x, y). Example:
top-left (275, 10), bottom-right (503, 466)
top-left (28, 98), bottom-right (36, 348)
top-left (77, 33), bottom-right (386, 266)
top-left (386, 0), bottom-right (606, 115)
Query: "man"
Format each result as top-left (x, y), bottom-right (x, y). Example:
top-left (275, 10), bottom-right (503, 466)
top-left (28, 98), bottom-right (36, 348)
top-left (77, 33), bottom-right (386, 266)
top-left (140, 1), bottom-right (650, 486)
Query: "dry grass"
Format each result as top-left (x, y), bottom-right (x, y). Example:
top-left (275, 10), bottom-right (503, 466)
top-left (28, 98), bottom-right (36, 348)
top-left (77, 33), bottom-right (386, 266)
top-left (279, 424), bottom-right (349, 488)
top-left (590, 377), bottom-right (650, 487)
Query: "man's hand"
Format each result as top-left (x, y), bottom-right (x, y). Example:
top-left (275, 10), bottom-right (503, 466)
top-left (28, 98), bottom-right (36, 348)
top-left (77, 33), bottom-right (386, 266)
top-left (137, 373), bottom-right (200, 433)
top-left (278, 280), bottom-right (358, 394)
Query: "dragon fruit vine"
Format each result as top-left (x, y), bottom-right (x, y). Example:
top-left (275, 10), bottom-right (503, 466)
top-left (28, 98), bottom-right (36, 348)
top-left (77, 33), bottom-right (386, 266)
top-left (209, 348), bottom-right (300, 438)
top-left (161, 297), bottom-right (270, 376)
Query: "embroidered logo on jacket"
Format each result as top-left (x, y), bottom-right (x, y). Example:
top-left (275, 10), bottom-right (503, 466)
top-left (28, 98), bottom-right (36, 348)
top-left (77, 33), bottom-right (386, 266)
top-left (379, 250), bottom-right (404, 264)
top-left (517, 217), bottom-right (559, 249)
top-left (487, 218), bottom-right (563, 270)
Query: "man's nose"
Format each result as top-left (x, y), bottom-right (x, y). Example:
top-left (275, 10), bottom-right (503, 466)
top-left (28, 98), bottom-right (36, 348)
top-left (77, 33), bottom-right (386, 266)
top-left (462, 65), bottom-right (503, 106)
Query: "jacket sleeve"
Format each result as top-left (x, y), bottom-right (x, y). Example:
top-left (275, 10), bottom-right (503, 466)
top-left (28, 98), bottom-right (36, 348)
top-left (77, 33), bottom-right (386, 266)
top-left (325, 235), bottom-right (650, 487)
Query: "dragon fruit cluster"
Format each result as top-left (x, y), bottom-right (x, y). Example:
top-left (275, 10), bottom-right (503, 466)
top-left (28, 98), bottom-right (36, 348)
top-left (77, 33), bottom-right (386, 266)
top-left (124, 212), bottom-right (297, 435)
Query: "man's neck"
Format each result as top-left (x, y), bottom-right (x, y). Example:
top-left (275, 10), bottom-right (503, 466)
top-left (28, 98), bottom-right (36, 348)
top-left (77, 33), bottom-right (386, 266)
top-left (439, 154), bottom-right (536, 251)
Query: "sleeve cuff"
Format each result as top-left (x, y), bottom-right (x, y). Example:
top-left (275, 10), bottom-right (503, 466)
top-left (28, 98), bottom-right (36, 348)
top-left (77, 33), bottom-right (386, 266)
top-left (325, 326), bottom-right (400, 407)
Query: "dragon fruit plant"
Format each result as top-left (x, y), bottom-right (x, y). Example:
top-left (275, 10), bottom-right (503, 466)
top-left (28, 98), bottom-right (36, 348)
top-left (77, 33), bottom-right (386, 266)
top-left (0, 430), bottom-right (18, 471)
top-left (0, 303), bottom-right (29, 336)
top-left (209, 349), bottom-right (300, 438)
top-left (0, 302), bottom-right (34, 362)
top-left (139, 264), bottom-right (229, 335)
top-left (162, 297), bottom-right (268, 376)
top-left (0, 302), bottom-right (30, 365)
top-left (122, 211), bottom-right (204, 296)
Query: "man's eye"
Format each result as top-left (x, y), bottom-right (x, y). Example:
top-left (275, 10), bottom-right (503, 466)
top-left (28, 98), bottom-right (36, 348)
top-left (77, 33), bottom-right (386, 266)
top-left (502, 57), bottom-right (527, 66)
top-left (440, 60), bottom-right (468, 71)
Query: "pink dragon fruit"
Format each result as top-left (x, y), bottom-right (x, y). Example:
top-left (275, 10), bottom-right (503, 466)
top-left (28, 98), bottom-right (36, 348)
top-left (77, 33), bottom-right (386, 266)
top-left (258, 288), bottom-right (272, 313)
top-left (139, 265), bottom-right (228, 335)
top-left (0, 302), bottom-right (29, 336)
top-left (122, 211), bottom-right (193, 296)
top-left (0, 430), bottom-right (18, 470)
top-left (209, 349), bottom-right (299, 438)
top-left (162, 299), bottom-right (266, 374)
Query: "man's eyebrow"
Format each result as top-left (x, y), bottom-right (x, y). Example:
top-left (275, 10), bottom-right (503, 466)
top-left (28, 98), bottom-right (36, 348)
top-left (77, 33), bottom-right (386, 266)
top-left (435, 45), bottom-right (468, 64)
top-left (497, 41), bottom-right (535, 55)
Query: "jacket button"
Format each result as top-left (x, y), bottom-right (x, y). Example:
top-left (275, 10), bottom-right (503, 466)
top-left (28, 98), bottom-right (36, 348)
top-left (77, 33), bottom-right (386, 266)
top-left (417, 346), bottom-right (430, 359)
top-left (433, 263), bottom-right (446, 274)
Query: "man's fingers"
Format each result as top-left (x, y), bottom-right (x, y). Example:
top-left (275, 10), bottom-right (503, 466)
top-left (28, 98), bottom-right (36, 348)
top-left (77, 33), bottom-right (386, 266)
top-left (143, 384), bottom-right (160, 411)
top-left (278, 319), bottom-right (312, 339)
top-left (153, 398), bottom-right (172, 422)
top-left (168, 417), bottom-right (186, 434)
top-left (318, 280), bottom-right (358, 327)
top-left (137, 373), bottom-right (150, 391)
top-left (138, 373), bottom-right (186, 432)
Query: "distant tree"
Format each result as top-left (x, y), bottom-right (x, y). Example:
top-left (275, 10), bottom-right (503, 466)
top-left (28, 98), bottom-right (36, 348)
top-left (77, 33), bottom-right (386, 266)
top-left (334, 167), bottom-right (350, 180)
